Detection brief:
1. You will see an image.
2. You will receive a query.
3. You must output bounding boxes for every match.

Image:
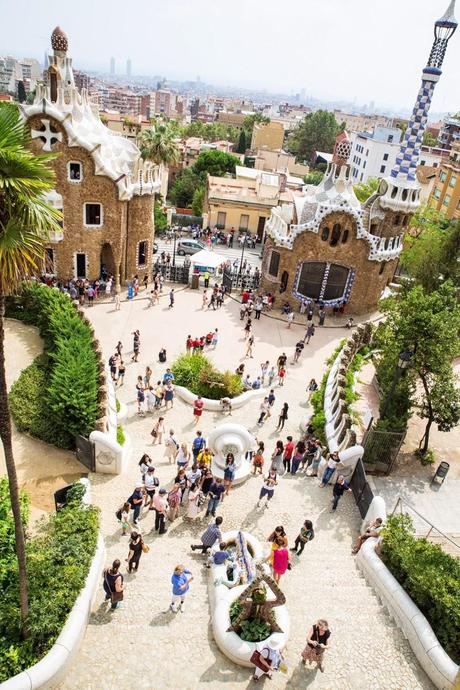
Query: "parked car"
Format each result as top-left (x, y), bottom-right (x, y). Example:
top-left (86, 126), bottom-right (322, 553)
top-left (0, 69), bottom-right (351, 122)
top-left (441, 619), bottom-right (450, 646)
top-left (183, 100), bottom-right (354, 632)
top-left (176, 239), bottom-right (205, 256)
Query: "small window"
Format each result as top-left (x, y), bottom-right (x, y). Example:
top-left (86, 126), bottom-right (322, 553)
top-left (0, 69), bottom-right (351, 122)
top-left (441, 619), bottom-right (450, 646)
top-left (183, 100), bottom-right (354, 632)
top-left (321, 226), bottom-right (330, 241)
top-left (391, 186), bottom-right (397, 199)
top-left (443, 194), bottom-right (451, 206)
top-left (341, 229), bottom-right (349, 243)
top-left (420, 160), bottom-right (426, 166)
top-left (268, 250), bottom-right (280, 278)
top-left (434, 188), bottom-right (441, 199)
top-left (449, 175), bottom-right (457, 187)
top-left (379, 262), bottom-right (386, 276)
top-left (239, 214), bottom-right (249, 231)
top-left (68, 161), bottom-right (82, 182)
top-left (138, 240), bottom-right (147, 266)
top-left (330, 223), bottom-right (341, 247)
top-left (383, 153), bottom-right (389, 161)
top-left (380, 165), bottom-right (386, 174)
top-left (388, 135), bottom-right (394, 143)
top-left (402, 189), bottom-right (408, 201)
top-left (440, 171), bottom-right (447, 182)
top-left (84, 203), bottom-right (103, 227)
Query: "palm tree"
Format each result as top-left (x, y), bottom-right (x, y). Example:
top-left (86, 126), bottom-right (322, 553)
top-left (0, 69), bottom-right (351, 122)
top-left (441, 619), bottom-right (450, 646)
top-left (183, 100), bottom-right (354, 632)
top-left (0, 103), bottom-right (61, 635)
top-left (137, 122), bottom-right (180, 167)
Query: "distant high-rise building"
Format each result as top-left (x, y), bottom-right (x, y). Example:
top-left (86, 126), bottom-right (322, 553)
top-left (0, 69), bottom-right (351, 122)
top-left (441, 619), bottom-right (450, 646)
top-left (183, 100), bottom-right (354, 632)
top-left (110, 57), bottom-right (115, 75)
top-left (126, 59), bottom-right (132, 77)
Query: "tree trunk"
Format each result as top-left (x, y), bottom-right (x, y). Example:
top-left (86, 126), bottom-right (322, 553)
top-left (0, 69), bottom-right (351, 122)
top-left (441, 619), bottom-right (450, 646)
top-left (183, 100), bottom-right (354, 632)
top-left (418, 372), bottom-right (434, 456)
top-left (0, 294), bottom-right (29, 636)
top-left (419, 417), bottom-right (434, 456)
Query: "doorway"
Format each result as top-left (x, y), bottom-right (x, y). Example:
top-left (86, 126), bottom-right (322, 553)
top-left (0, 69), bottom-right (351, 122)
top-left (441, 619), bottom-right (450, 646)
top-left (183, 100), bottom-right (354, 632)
top-left (76, 253), bottom-right (87, 278)
top-left (257, 217), bottom-right (266, 243)
top-left (100, 243), bottom-right (116, 280)
top-left (280, 270), bottom-right (289, 293)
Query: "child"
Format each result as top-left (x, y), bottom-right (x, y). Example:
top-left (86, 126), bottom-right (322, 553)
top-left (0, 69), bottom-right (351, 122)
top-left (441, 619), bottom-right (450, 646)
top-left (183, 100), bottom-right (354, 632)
top-left (116, 502), bottom-right (131, 536)
top-left (291, 520), bottom-right (315, 555)
top-left (278, 366), bottom-right (286, 387)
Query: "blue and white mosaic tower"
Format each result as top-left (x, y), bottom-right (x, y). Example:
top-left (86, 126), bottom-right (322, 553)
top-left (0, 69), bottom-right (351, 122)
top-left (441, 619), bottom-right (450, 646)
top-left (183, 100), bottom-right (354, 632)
top-left (380, 0), bottom-right (457, 213)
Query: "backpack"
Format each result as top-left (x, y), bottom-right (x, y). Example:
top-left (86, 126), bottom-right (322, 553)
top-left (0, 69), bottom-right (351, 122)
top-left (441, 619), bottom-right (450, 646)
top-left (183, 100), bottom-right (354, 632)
top-left (115, 508), bottom-right (122, 521)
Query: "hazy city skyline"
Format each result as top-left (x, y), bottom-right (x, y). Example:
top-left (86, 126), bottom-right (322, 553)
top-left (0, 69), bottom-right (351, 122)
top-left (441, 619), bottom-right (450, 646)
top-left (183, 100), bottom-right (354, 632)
top-left (2, 0), bottom-right (459, 113)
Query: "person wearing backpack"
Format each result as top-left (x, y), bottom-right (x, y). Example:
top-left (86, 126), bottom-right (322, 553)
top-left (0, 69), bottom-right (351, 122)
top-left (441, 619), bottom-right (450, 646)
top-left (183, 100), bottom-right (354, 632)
top-left (290, 519), bottom-right (314, 555)
top-left (116, 502), bottom-right (131, 536)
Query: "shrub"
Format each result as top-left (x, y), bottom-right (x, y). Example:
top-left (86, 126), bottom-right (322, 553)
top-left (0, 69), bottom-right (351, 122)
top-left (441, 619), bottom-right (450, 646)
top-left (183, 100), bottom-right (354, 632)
top-left (380, 514), bottom-right (460, 663)
top-left (6, 283), bottom-right (99, 449)
top-left (0, 480), bottom-right (99, 682)
top-left (117, 425), bottom-right (125, 446)
top-left (171, 353), bottom-right (243, 400)
top-left (239, 618), bottom-right (272, 642)
top-left (116, 399), bottom-right (121, 413)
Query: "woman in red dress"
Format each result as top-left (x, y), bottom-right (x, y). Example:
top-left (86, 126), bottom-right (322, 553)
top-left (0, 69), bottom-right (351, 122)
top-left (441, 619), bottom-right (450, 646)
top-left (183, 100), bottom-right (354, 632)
top-left (193, 396), bottom-right (204, 424)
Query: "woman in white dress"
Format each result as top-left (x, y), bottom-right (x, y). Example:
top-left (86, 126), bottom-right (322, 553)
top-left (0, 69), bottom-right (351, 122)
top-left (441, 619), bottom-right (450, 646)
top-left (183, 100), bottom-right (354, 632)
top-left (186, 482), bottom-right (200, 520)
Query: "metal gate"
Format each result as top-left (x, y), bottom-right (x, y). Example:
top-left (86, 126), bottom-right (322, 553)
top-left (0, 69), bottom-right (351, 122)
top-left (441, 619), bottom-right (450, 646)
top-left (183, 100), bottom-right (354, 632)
top-left (152, 263), bottom-right (190, 284)
top-left (75, 435), bottom-right (95, 471)
top-left (222, 269), bottom-right (233, 294)
top-left (361, 421), bottom-right (406, 475)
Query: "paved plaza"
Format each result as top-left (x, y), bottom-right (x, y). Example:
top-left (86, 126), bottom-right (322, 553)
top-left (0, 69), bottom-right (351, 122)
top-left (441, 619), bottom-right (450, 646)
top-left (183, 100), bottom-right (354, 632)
top-left (4, 289), bottom-right (434, 689)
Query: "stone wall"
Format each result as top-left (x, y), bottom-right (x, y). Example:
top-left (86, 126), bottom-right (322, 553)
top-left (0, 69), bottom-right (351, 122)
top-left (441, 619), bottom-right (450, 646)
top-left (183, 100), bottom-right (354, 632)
top-left (261, 210), bottom-right (398, 314)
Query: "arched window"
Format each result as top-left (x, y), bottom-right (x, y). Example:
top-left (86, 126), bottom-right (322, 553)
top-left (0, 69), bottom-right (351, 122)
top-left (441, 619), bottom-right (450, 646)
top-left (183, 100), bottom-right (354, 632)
top-left (391, 186), bottom-right (398, 199)
top-left (394, 215), bottom-right (401, 226)
top-left (341, 229), bottom-right (349, 244)
top-left (321, 226), bottom-right (329, 241)
top-left (330, 224), bottom-right (341, 246)
top-left (267, 250), bottom-right (280, 278)
top-left (402, 189), bottom-right (408, 201)
top-left (296, 261), bottom-right (350, 302)
top-left (280, 271), bottom-right (289, 293)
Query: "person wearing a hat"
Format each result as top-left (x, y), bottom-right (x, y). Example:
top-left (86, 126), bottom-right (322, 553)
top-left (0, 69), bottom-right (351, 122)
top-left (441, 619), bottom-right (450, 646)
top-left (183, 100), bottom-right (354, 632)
top-left (251, 639), bottom-right (285, 682)
top-left (152, 488), bottom-right (168, 534)
top-left (143, 466), bottom-right (159, 510)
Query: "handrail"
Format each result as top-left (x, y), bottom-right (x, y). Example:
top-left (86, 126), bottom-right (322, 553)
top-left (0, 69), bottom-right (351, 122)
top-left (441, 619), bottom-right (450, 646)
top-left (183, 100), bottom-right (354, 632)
top-left (391, 496), bottom-right (460, 551)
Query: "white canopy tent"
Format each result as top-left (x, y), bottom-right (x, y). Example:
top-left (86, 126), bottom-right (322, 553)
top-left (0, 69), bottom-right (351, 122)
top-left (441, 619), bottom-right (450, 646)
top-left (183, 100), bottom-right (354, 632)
top-left (191, 249), bottom-right (227, 271)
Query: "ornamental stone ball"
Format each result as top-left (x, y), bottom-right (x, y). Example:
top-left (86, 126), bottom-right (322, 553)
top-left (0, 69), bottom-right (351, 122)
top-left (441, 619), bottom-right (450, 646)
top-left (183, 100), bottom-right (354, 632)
top-left (51, 26), bottom-right (68, 52)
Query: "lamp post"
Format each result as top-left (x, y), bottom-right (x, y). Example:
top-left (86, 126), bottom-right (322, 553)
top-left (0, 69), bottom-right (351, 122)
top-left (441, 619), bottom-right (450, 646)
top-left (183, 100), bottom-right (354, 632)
top-left (172, 225), bottom-right (177, 268)
top-left (381, 349), bottom-right (413, 420)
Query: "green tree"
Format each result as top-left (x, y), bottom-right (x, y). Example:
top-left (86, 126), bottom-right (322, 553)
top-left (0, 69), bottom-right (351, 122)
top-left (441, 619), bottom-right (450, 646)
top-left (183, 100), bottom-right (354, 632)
top-left (401, 213), bottom-right (459, 292)
top-left (353, 177), bottom-right (380, 203)
top-left (192, 186), bottom-right (205, 216)
top-left (304, 171), bottom-right (324, 186)
top-left (236, 128), bottom-right (247, 154)
top-left (137, 122), bottom-right (179, 167)
top-left (17, 81), bottom-right (26, 104)
top-left (154, 197), bottom-right (168, 232)
top-left (287, 110), bottom-right (341, 161)
top-left (376, 283), bottom-right (460, 451)
top-left (192, 149), bottom-right (239, 178)
top-left (422, 130), bottom-right (438, 147)
top-left (169, 168), bottom-right (202, 208)
top-left (0, 103), bottom-right (61, 635)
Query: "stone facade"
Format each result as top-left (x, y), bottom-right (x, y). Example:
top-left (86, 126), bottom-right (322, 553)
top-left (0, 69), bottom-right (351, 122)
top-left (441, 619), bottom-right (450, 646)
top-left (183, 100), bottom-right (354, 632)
top-left (261, 211), bottom-right (397, 314)
top-left (21, 27), bottom-right (159, 286)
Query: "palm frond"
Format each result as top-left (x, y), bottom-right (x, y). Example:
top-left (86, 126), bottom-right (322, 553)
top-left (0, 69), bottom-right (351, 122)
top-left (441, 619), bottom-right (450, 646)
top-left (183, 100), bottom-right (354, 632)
top-left (0, 218), bottom-right (49, 293)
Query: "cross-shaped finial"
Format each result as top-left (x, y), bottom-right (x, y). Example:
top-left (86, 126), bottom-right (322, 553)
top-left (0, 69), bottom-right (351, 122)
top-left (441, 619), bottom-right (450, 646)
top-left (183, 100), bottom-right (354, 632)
top-left (31, 118), bottom-right (62, 151)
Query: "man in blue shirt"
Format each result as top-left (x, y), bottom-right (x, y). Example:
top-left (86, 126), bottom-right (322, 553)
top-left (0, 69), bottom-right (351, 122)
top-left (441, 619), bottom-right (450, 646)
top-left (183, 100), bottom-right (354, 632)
top-left (162, 368), bottom-right (174, 384)
top-left (192, 430), bottom-right (206, 460)
top-left (207, 541), bottom-right (234, 568)
top-left (170, 565), bottom-right (193, 613)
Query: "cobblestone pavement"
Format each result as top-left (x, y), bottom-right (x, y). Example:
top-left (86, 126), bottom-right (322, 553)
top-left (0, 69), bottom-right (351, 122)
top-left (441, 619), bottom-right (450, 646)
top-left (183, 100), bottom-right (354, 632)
top-left (58, 290), bottom-right (433, 690)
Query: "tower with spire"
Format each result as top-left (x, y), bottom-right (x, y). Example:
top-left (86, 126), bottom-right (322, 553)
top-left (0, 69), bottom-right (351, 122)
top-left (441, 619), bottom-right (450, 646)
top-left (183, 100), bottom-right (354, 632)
top-left (377, 0), bottom-right (457, 216)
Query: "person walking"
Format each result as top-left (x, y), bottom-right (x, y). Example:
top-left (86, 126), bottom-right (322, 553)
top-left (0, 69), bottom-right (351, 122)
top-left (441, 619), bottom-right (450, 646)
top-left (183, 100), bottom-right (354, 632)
top-left (282, 436), bottom-right (295, 473)
top-left (117, 360), bottom-right (126, 386)
top-left (276, 403), bottom-right (289, 431)
top-left (272, 537), bottom-right (290, 584)
top-left (245, 334), bottom-right (254, 358)
top-left (223, 453), bottom-right (236, 500)
top-left (301, 620), bottom-right (331, 672)
top-left (128, 484), bottom-right (144, 525)
top-left (164, 429), bottom-right (179, 463)
top-left (202, 290), bottom-right (209, 309)
top-left (318, 308), bottom-right (326, 326)
top-left (291, 439), bottom-right (306, 475)
top-left (116, 502), bottom-right (131, 536)
top-left (286, 309), bottom-right (294, 328)
top-left (205, 478), bottom-right (225, 516)
top-left (331, 475), bottom-right (351, 511)
top-left (103, 559), bottom-right (124, 609)
top-left (150, 416), bottom-right (165, 445)
top-left (186, 481), bottom-right (200, 520)
top-left (144, 366), bottom-right (152, 389)
top-left (154, 380), bottom-right (165, 409)
top-left (164, 381), bottom-right (174, 410)
top-left (212, 328), bottom-right (219, 348)
top-left (257, 397), bottom-right (270, 426)
top-left (267, 366), bottom-right (276, 387)
top-left (191, 516), bottom-right (223, 553)
top-left (306, 307), bottom-right (314, 322)
top-left (167, 483), bottom-right (182, 522)
top-left (152, 488), bottom-right (168, 534)
top-left (169, 288), bottom-right (175, 308)
top-left (126, 531), bottom-right (144, 573)
top-left (277, 366), bottom-right (286, 387)
top-left (252, 441), bottom-right (265, 475)
top-left (143, 466), bottom-right (159, 510)
top-left (176, 442), bottom-right (191, 471)
top-left (193, 396), bottom-right (204, 424)
top-left (257, 470), bottom-right (278, 509)
top-left (270, 440), bottom-right (284, 474)
top-left (131, 330), bottom-right (140, 362)
top-left (304, 323), bottom-right (315, 344)
top-left (192, 430), bottom-right (206, 461)
top-left (292, 340), bottom-right (304, 363)
top-left (251, 641), bottom-right (284, 682)
top-left (291, 520), bottom-right (315, 555)
top-left (170, 565), bottom-right (193, 613)
top-left (307, 378), bottom-right (318, 401)
top-left (320, 451), bottom-right (341, 487)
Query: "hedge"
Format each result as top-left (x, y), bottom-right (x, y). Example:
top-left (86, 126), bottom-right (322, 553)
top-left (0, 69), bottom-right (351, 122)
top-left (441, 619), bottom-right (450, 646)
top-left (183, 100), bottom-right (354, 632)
top-left (380, 514), bottom-right (460, 664)
top-left (7, 283), bottom-right (100, 449)
top-left (171, 353), bottom-right (243, 400)
top-left (0, 478), bottom-right (100, 681)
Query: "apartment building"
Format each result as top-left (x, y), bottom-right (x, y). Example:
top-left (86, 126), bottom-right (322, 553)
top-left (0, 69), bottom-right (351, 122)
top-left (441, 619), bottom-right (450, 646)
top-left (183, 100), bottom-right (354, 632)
top-left (429, 141), bottom-right (460, 219)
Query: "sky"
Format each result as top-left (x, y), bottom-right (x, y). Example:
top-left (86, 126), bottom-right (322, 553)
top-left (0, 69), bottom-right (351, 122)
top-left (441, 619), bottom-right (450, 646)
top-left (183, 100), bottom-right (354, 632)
top-left (1, 0), bottom-right (460, 113)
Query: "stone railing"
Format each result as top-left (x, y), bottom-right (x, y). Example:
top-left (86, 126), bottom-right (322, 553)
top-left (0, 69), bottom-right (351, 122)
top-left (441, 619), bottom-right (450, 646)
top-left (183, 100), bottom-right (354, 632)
top-left (324, 322), bottom-right (373, 454)
top-left (357, 499), bottom-right (459, 690)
